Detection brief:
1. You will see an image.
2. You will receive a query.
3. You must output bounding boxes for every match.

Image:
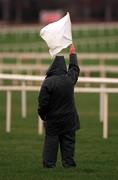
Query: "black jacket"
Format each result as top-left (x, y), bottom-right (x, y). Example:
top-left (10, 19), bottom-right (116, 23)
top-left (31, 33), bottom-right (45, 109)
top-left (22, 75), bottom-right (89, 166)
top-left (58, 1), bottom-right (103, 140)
top-left (38, 54), bottom-right (80, 135)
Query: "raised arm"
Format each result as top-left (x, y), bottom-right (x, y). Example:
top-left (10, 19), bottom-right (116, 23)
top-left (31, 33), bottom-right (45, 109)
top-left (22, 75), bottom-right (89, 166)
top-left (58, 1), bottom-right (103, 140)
top-left (67, 45), bottom-right (80, 84)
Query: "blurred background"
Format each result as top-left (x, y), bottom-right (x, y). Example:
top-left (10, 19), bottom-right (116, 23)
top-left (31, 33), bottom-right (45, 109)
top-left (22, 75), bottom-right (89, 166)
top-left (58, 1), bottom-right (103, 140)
top-left (0, 1), bottom-right (118, 180)
top-left (0, 0), bottom-right (118, 24)
top-left (0, 0), bottom-right (118, 53)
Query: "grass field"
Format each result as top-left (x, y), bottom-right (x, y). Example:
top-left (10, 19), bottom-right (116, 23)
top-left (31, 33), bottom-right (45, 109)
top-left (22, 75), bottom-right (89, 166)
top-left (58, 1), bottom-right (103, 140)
top-left (0, 92), bottom-right (118, 180)
top-left (0, 24), bottom-right (118, 179)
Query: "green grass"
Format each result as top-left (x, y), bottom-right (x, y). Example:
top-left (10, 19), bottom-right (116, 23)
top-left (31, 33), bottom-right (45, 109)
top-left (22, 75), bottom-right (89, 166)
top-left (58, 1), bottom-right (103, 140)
top-left (0, 92), bottom-right (118, 180)
top-left (0, 25), bottom-right (118, 179)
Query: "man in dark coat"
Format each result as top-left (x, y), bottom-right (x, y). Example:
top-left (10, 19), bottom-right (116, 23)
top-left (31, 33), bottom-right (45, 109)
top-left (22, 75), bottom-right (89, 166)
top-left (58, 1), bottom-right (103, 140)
top-left (38, 45), bottom-right (80, 168)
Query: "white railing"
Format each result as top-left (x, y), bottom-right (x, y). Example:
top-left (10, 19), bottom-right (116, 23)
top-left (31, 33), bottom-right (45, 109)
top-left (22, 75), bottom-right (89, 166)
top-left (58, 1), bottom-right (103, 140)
top-left (0, 23), bottom-right (118, 34)
top-left (0, 73), bottom-right (118, 139)
top-left (0, 53), bottom-right (118, 78)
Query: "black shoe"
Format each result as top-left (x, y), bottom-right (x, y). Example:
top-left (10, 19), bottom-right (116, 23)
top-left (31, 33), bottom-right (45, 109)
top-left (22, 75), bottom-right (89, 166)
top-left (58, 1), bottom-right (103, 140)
top-left (43, 164), bottom-right (56, 168)
top-left (63, 161), bottom-right (76, 168)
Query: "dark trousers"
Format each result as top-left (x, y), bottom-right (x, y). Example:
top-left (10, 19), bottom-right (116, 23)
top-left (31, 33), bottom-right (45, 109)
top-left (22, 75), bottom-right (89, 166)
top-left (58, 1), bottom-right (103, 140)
top-left (43, 130), bottom-right (76, 167)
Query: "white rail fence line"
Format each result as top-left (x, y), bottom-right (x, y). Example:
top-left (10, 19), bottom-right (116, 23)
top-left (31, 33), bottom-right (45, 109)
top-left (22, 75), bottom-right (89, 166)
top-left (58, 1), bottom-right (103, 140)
top-left (1, 52), bottom-right (118, 59)
top-left (0, 53), bottom-right (118, 79)
top-left (0, 73), bottom-right (118, 139)
top-left (0, 23), bottom-right (118, 34)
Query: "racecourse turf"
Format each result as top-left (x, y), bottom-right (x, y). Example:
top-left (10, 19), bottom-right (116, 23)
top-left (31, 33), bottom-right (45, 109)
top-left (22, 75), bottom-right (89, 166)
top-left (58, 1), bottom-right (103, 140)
top-left (0, 92), bottom-right (118, 180)
top-left (0, 25), bottom-right (118, 179)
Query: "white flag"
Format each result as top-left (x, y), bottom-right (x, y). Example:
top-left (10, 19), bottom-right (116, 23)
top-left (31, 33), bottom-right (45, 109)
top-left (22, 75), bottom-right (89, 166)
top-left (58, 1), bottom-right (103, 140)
top-left (40, 12), bottom-right (72, 57)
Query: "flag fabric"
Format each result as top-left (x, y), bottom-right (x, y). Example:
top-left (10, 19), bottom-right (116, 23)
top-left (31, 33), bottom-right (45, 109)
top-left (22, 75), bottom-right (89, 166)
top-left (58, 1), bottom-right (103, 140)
top-left (40, 12), bottom-right (72, 57)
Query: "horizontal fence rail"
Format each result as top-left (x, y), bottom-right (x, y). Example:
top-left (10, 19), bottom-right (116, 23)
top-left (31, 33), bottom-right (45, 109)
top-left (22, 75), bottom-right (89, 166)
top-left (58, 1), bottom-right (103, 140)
top-left (0, 53), bottom-right (118, 79)
top-left (0, 73), bottom-right (118, 139)
top-left (1, 52), bottom-right (118, 59)
top-left (0, 23), bottom-right (118, 34)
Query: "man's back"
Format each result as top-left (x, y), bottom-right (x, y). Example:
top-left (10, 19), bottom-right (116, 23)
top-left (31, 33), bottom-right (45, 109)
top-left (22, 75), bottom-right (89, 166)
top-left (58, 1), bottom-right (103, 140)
top-left (45, 74), bottom-right (75, 118)
top-left (38, 53), bottom-right (80, 135)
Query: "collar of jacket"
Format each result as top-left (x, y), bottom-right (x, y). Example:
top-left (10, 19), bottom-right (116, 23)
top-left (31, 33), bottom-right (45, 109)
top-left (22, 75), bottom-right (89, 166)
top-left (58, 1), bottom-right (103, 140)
top-left (46, 55), bottom-right (67, 77)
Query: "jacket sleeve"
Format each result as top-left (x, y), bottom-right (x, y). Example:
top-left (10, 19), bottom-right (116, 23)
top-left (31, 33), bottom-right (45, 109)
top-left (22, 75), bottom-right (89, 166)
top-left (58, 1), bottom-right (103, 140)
top-left (37, 80), bottom-right (51, 121)
top-left (67, 54), bottom-right (80, 84)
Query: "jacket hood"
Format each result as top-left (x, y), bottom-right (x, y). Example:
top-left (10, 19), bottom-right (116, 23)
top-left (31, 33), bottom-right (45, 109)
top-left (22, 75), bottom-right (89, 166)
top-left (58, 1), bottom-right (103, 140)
top-left (46, 56), bottom-right (67, 77)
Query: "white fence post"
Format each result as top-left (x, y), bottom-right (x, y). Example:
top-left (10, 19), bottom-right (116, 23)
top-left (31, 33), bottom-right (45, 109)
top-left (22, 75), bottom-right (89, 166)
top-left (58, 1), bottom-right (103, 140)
top-left (38, 116), bottom-right (43, 135)
top-left (0, 74), bottom-right (118, 138)
top-left (21, 81), bottom-right (27, 118)
top-left (103, 93), bottom-right (108, 139)
top-left (6, 91), bottom-right (12, 133)
top-left (100, 84), bottom-right (105, 122)
top-left (100, 92), bottom-right (104, 122)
